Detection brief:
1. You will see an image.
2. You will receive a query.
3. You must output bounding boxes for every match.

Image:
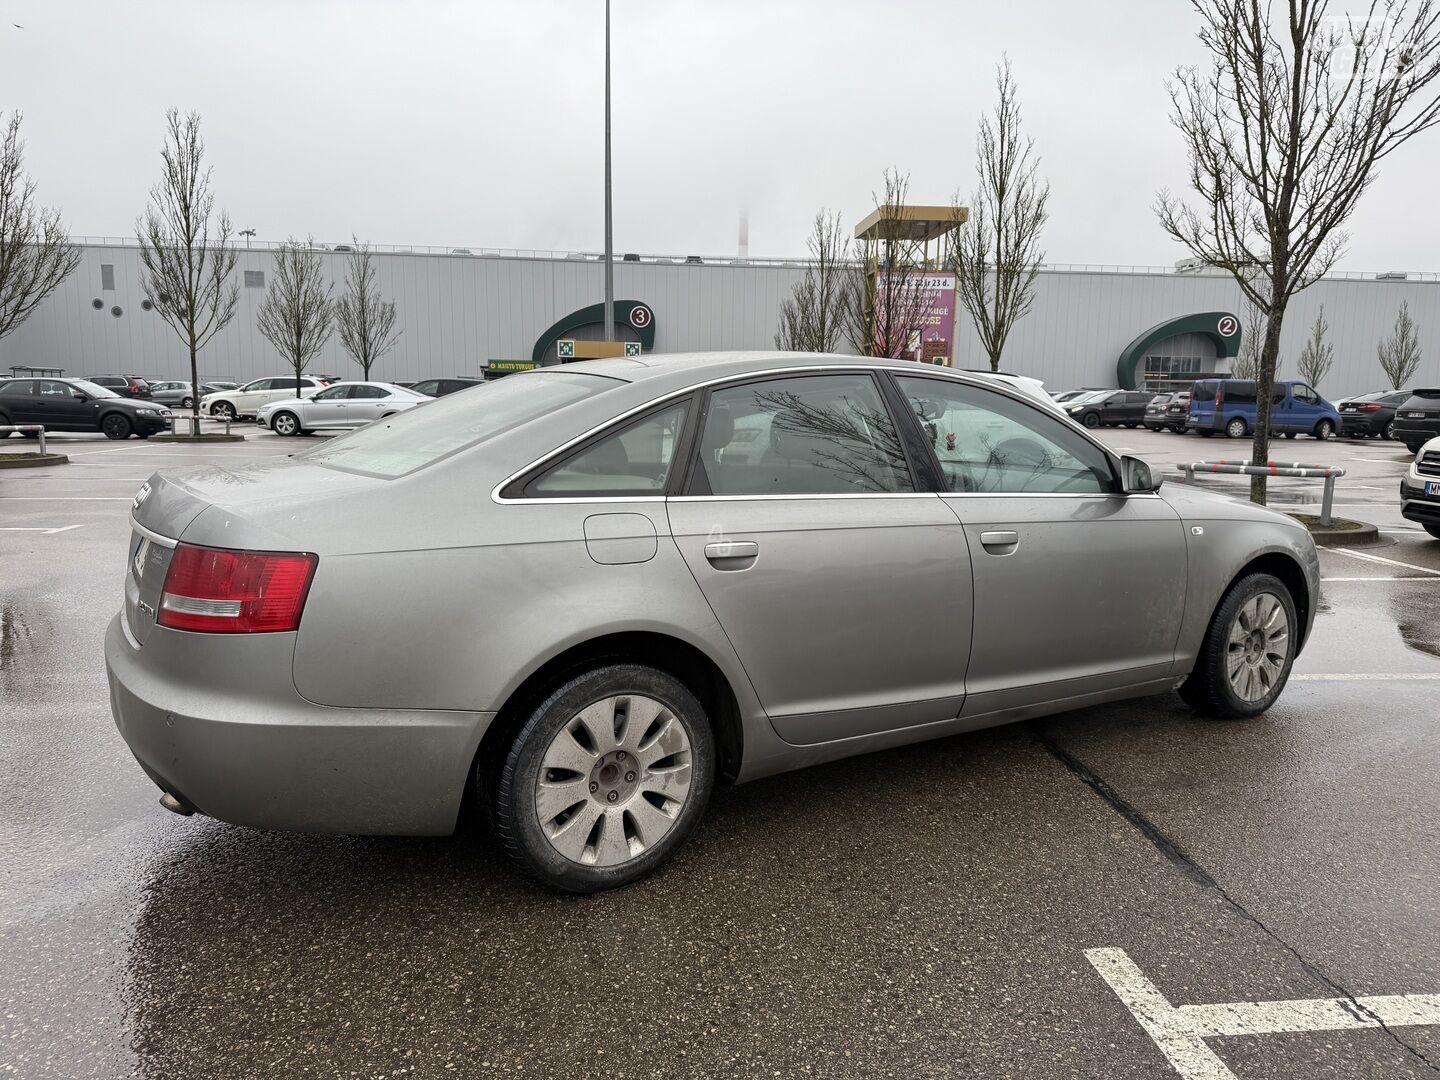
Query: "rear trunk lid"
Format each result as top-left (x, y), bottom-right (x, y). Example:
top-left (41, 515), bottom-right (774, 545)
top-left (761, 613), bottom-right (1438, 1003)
top-left (123, 460), bottom-right (384, 644)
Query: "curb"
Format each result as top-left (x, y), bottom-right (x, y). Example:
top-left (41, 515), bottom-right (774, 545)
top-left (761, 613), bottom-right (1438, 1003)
top-left (149, 434), bottom-right (247, 443)
top-left (1288, 515), bottom-right (1382, 546)
top-left (0, 453), bottom-right (69, 469)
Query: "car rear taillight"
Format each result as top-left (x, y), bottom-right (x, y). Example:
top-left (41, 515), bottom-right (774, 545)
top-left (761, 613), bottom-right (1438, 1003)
top-left (158, 544), bottom-right (318, 633)
top-left (1215, 386), bottom-right (1223, 406)
top-left (1360, 403), bottom-right (1382, 412)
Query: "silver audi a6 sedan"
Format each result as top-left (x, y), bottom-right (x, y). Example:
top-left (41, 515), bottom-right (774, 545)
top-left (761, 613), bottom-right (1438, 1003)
top-left (106, 353), bottom-right (1319, 892)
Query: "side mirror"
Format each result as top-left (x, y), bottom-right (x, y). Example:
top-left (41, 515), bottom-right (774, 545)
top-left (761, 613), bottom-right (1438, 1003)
top-left (1121, 455), bottom-right (1161, 493)
top-left (73, 393), bottom-right (89, 403)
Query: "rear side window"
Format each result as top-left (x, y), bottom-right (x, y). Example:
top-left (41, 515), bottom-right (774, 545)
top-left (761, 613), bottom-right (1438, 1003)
top-left (304, 371), bottom-right (614, 478)
top-left (0, 380), bottom-right (34, 396)
top-left (1192, 380), bottom-right (1218, 401)
top-left (1224, 381), bottom-right (1257, 404)
top-left (690, 374), bottom-right (913, 496)
top-left (528, 402), bottom-right (689, 497)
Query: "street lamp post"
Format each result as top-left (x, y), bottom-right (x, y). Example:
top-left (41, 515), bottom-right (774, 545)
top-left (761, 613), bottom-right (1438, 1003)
top-left (239, 228), bottom-right (256, 249)
top-left (602, 0), bottom-right (614, 342)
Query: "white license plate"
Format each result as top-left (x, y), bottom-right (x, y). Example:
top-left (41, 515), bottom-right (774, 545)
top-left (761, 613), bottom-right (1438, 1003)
top-left (1427, 482), bottom-right (1440, 497)
top-left (1407, 411), bottom-right (1427, 418)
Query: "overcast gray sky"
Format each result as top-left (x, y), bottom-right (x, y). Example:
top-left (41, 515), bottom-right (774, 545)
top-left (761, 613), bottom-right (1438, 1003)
top-left (4, 0), bottom-right (1439, 269)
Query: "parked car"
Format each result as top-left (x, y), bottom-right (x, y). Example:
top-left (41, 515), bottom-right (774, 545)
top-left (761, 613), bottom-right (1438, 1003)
top-left (1400, 436), bottom-right (1440, 538)
top-left (1337, 389), bottom-right (1411, 440)
top-left (1063, 389), bottom-right (1152, 429)
top-left (1144, 393), bottom-right (1176, 431)
top-left (1163, 391), bottom-right (1192, 432)
top-left (147, 380), bottom-right (223, 410)
top-left (207, 381), bottom-right (241, 392)
top-left (200, 376), bottom-right (328, 420)
top-left (409, 377), bottom-right (481, 398)
top-left (0, 378), bottom-right (171, 439)
top-left (1188, 379), bottom-right (1341, 439)
top-left (1393, 389), bottom-right (1440, 453)
top-left (257, 382), bottom-right (432, 435)
top-left (105, 353), bottom-right (1319, 893)
top-left (88, 374), bottom-right (153, 399)
top-left (1051, 387), bottom-right (1109, 403)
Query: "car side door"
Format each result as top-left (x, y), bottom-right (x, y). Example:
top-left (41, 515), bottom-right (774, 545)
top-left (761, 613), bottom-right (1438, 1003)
top-left (344, 385), bottom-right (392, 423)
top-left (301, 385), bottom-right (351, 428)
top-left (666, 371), bottom-right (974, 745)
top-left (0, 380), bottom-right (38, 425)
top-left (893, 373), bottom-right (1187, 718)
top-left (231, 378), bottom-right (270, 413)
top-left (34, 381), bottom-right (95, 430)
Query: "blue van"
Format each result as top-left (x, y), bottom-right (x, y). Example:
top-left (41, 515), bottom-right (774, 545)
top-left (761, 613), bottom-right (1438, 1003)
top-left (1188, 379), bottom-right (1342, 440)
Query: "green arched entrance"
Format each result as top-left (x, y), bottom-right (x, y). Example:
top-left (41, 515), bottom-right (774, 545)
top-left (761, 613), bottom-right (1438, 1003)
top-left (1116, 311), bottom-right (1241, 390)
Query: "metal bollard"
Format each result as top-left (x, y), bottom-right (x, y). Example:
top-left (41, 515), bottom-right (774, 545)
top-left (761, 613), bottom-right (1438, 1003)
top-left (1321, 473), bottom-right (1336, 527)
top-left (224, 417), bottom-right (231, 436)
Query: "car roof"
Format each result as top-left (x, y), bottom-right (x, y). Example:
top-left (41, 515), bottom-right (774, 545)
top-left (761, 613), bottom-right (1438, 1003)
top-left (547, 351), bottom-right (1057, 404)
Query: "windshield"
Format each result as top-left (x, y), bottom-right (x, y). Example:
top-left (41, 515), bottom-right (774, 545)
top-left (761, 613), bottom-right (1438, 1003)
top-left (302, 371), bottom-right (617, 478)
top-left (1067, 391), bottom-right (1105, 405)
top-left (73, 380), bottom-right (120, 399)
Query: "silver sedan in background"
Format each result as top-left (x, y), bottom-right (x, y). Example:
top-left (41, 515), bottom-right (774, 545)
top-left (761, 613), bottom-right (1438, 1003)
top-left (256, 381), bottom-right (432, 435)
top-left (106, 353), bottom-right (1318, 892)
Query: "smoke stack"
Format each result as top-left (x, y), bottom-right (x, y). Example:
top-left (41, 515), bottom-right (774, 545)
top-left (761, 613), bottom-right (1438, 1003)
top-left (738, 209), bottom-right (749, 262)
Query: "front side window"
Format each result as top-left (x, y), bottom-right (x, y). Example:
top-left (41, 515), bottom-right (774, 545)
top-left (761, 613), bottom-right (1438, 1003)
top-left (897, 376), bottom-right (1116, 495)
top-left (39, 380), bottom-right (79, 398)
top-left (528, 402), bottom-right (689, 497)
top-left (1292, 383), bottom-right (1320, 405)
top-left (311, 386), bottom-right (346, 401)
top-left (691, 374), bottom-right (912, 496)
top-left (242, 379), bottom-right (268, 392)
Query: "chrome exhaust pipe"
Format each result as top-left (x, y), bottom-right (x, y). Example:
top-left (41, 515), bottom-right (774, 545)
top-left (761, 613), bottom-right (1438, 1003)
top-left (159, 792), bottom-right (194, 816)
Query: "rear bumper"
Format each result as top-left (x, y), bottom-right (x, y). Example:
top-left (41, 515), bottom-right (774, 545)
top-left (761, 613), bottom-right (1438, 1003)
top-left (1394, 419), bottom-right (1440, 447)
top-left (1340, 415), bottom-right (1385, 436)
top-left (104, 613), bottom-right (493, 835)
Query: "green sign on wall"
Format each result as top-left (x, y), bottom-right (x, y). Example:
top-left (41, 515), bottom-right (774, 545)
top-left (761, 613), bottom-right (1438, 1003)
top-left (487, 360), bottom-right (536, 373)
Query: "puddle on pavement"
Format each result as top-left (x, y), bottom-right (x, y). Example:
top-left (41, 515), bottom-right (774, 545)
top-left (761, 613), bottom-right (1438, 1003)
top-left (1298, 582), bottom-right (1440, 674)
top-left (0, 604), bottom-right (35, 670)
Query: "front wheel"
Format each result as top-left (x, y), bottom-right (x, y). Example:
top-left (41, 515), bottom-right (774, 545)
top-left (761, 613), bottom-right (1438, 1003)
top-left (1082, 412), bottom-right (1100, 429)
top-left (101, 413), bottom-right (133, 440)
top-left (1384, 419), bottom-right (1396, 440)
top-left (1314, 419), bottom-right (1334, 440)
top-left (212, 401), bottom-right (236, 421)
top-left (1180, 573), bottom-right (1297, 719)
top-left (270, 410), bottom-right (302, 437)
top-left (1284, 432), bottom-right (1298, 439)
top-left (492, 664), bottom-right (715, 893)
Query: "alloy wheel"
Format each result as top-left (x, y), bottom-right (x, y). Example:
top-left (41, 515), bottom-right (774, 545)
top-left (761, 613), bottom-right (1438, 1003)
top-left (535, 694), bottom-right (693, 867)
top-left (273, 412), bottom-right (299, 436)
top-left (1226, 592), bottom-right (1290, 702)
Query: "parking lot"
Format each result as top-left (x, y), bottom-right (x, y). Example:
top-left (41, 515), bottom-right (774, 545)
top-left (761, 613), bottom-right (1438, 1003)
top-left (3, 424), bottom-right (1438, 1079)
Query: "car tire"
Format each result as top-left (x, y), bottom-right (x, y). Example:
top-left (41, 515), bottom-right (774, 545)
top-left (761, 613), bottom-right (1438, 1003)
top-left (181, 396), bottom-right (193, 409)
top-left (101, 413), bottom-right (133, 441)
top-left (492, 663), bottom-right (715, 893)
top-left (212, 401), bottom-right (236, 421)
top-left (1225, 417), bottom-right (1248, 438)
top-left (1148, 425), bottom-right (1164, 432)
top-left (1313, 419), bottom-right (1334, 440)
top-left (1180, 572), bottom-right (1298, 720)
top-left (1384, 419), bottom-right (1396, 440)
top-left (1082, 413), bottom-right (1100, 429)
top-left (271, 410), bottom-right (302, 437)
top-left (1425, 523), bottom-right (1440, 540)
top-left (1407, 444), bottom-right (1425, 455)
top-left (1284, 432), bottom-right (1298, 439)
top-left (1174, 425), bottom-right (1189, 435)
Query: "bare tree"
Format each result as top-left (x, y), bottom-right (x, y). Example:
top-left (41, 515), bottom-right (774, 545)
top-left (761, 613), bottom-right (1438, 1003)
top-left (847, 170), bottom-right (934, 359)
top-left (0, 112), bottom-right (81, 355)
top-left (948, 59), bottom-right (1050, 372)
top-left (1297, 305), bottom-right (1335, 386)
top-left (1157, 0), bottom-right (1440, 502)
top-left (335, 238), bottom-right (399, 378)
top-left (1378, 299), bottom-right (1423, 387)
top-left (137, 109), bottom-right (238, 433)
top-left (775, 210), bottom-right (854, 352)
top-left (257, 238), bottom-right (334, 397)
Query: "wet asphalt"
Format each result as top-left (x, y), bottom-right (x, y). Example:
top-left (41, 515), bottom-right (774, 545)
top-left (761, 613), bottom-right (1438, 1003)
top-left (2, 425), bottom-right (1438, 1079)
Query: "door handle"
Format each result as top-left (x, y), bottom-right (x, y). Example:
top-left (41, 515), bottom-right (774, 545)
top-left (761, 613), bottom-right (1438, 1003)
top-left (979, 530), bottom-right (1019, 552)
top-left (704, 540), bottom-right (758, 561)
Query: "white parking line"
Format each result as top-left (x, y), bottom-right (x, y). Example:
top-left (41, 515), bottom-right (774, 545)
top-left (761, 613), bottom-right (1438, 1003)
top-left (1320, 546), bottom-right (1440, 576)
top-left (1320, 576), bottom-right (1440, 581)
top-left (1087, 948), bottom-right (1440, 1080)
top-left (0, 496), bottom-right (133, 501)
top-left (1291, 673), bottom-right (1440, 681)
top-left (0, 524), bottom-right (86, 534)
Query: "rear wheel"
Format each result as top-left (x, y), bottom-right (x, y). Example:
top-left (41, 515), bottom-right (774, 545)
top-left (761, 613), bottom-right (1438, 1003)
top-left (1180, 573), bottom-right (1297, 719)
top-left (1314, 419), bottom-right (1334, 440)
top-left (1425, 523), bottom-right (1440, 540)
top-left (1384, 419), bottom-right (1397, 440)
top-left (101, 413), bottom-right (133, 440)
top-left (492, 664), bottom-right (714, 893)
top-left (1082, 412), bottom-right (1100, 429)
top-left (1225, 417), bottom-right (1248, 439)
top-left (1284, 432), bottom-right (1298, 439)
top-left (271, 410), bottom-right (302, 437)
top-left (181, 396), bottom-right (194, 409)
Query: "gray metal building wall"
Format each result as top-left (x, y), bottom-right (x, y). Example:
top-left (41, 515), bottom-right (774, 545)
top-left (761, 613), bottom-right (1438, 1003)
top-left (7, 242), bottom-right (1440, 401)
